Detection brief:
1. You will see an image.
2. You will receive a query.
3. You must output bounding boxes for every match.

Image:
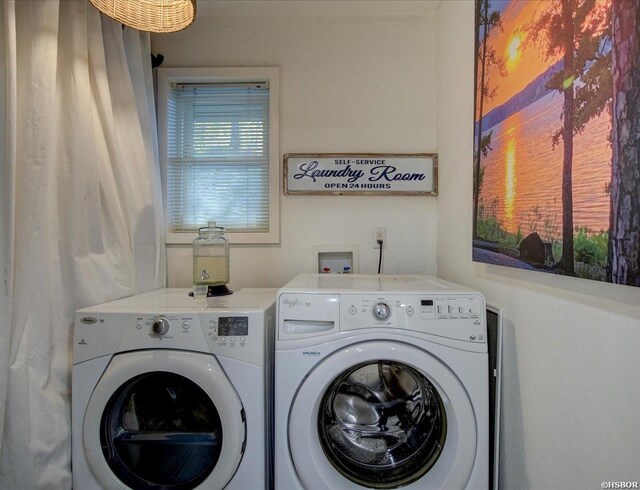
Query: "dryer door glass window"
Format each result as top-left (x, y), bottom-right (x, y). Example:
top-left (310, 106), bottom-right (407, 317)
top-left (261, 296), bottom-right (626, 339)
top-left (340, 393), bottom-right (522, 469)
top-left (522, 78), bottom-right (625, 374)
top-left (100, 371), bottom-right (223, 490)
top-left (318, 360), bottom-right (446, 489)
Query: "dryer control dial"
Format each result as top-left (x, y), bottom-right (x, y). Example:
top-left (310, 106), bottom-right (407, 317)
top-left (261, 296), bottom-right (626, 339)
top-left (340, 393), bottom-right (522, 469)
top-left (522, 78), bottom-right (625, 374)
top-left (151, 317), bottom-right (170, 337)
top-left (372, 302), bottom-right (391, 321)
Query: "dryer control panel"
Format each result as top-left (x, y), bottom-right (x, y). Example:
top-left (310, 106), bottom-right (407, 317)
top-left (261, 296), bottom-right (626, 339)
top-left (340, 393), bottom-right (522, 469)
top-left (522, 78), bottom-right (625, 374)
top-left (73, 308), bottom-right (274, 367)
top-left (339, 294), bottom-right (486, 343)
top-left (73, 312), bottom-right (208, 364)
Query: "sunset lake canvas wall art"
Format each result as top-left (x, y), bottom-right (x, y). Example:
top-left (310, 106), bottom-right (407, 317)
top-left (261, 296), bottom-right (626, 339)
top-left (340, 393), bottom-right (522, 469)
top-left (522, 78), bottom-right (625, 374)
top-left (473, 0), bottom-right (640, 287)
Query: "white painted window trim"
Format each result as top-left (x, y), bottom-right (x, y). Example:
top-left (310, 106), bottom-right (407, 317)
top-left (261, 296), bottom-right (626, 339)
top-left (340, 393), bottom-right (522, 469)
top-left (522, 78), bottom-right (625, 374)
top-left (157, 67), bottom-right (280, 244)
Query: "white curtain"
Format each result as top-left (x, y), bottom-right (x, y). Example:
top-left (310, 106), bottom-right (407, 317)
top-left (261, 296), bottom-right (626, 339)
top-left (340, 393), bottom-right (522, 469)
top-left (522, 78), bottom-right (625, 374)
top-left (0, 1), bottom-right (165, 487)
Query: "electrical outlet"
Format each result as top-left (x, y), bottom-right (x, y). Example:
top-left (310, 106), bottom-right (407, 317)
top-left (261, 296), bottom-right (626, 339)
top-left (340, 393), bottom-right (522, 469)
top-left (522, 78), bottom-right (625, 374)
top-left (373, 227), bottom-right (386, 249)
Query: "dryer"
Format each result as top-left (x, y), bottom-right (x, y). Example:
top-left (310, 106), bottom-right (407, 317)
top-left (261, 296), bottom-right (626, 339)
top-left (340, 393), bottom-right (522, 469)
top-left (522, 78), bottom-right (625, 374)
top-left (72, 288), bottom-right (275, 490)
top-left (274, 274), bottom-right (488, 490)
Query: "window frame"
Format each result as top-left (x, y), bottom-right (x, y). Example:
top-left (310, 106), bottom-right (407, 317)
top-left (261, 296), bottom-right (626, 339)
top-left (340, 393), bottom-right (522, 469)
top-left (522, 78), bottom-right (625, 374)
top-left (157, 67), bottom-right (280, 244)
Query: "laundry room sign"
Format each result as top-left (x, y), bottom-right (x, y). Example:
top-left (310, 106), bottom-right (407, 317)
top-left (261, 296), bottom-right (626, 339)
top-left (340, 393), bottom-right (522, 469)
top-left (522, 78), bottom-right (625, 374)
top-left (283, 153), bottom-right (438, 195)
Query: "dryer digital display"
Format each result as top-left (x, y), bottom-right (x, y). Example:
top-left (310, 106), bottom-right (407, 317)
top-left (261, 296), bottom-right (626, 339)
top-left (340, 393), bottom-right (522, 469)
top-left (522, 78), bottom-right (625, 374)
top-left (218, 317), bottom-right (249, 336)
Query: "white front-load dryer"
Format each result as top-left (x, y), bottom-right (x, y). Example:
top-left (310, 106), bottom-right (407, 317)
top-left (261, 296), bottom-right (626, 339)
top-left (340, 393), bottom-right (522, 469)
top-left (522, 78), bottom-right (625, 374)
top-left (72, 288), bottom-right (275, 490)
top-left (274, 274), bottom-right (489, 490)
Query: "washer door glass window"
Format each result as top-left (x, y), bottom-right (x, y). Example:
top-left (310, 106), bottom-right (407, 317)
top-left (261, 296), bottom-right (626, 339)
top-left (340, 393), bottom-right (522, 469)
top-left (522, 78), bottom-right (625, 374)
top-left (318, 361), bottom-right (446, 489)
top-left (101, 371), bottom-right (222, 490)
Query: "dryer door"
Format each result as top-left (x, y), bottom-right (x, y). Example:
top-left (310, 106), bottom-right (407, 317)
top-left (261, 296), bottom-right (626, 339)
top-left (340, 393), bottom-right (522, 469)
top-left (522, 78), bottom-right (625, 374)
top-left (83, 350), bottom-right (245, 490)
top-left (288, 340), bottom-right (478, 490)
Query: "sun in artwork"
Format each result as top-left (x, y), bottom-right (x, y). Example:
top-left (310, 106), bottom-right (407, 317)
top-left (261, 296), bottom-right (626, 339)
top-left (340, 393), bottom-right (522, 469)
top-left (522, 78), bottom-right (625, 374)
top-left (505, 32), bottom-right (522, 71)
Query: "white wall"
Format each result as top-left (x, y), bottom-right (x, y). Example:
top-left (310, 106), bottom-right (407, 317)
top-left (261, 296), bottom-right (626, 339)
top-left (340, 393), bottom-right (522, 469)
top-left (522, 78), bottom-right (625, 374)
top-left (436, 1), bottom-right (640, 488)
top-left (152, 1), bottom-right (439, 289)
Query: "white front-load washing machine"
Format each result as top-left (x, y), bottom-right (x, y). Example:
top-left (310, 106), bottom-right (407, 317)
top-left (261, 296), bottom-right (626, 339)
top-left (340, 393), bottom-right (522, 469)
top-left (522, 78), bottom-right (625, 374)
top-left (72, 288), bottom-right (275, 490)
top-left (275, 274), bottom-right (488, 490)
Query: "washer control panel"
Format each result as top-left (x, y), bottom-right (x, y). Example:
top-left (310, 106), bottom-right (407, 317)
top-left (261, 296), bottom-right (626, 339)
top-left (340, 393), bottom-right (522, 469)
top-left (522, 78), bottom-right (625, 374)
top-left (340, 294), bottom-right (486, 343)
top-left (419, 298), bottom-right (482, 320)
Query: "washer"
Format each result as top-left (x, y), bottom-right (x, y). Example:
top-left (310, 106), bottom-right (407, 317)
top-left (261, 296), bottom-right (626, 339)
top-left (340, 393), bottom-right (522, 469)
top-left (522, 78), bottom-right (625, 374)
top-left (72, 288), bottom-right (275, 490)
top-left (275, 274), bottom-right (488, 490)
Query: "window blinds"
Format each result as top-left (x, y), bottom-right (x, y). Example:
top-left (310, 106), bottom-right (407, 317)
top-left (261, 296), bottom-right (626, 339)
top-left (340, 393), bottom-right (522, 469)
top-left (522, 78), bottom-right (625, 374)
top-left (167, 82), bottom-right (270, 233)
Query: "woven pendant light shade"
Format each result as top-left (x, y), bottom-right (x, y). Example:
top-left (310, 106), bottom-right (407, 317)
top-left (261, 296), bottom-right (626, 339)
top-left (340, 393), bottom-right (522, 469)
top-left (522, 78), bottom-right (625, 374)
top-left (89, 0), bottom-right (196, 33)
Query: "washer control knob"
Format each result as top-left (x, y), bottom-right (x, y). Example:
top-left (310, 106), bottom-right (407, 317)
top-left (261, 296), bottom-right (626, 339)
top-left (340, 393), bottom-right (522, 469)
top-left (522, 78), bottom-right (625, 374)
top-left (151, 317), bottom-right (170, 337)
top-left (372, 302), bottom-right (391, 321)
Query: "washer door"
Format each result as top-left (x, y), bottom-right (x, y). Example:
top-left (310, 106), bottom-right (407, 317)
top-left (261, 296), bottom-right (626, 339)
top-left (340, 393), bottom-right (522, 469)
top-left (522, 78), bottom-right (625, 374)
top-left (288, 341), bottom-right (477, 490)
top-left (83, 350), bottom-right (245, 490)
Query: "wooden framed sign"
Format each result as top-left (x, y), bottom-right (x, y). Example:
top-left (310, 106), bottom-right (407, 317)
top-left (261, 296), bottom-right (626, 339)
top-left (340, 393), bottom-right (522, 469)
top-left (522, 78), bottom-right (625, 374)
top-left (283, 153), bottom-right (438, 196)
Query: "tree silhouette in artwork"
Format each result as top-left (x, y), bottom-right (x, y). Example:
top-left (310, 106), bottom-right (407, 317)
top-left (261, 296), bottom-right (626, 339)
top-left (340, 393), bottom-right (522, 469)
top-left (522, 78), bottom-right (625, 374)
top-left (525, 0), bottom-right (611, 275)
top-left (608, 0), bottom-right (640, 286)
top-left (474, 0), bottom-right (505, 239)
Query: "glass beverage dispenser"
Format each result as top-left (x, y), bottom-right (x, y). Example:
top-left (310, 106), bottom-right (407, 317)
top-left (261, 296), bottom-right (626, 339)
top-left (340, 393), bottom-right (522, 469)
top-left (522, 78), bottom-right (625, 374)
top-left (193, 221), bottom-right (232, 296)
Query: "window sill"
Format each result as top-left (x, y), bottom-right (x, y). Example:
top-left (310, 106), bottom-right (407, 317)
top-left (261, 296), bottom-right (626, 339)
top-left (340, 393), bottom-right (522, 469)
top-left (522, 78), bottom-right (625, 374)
top-left (166, 231), bottom-right (279, 245)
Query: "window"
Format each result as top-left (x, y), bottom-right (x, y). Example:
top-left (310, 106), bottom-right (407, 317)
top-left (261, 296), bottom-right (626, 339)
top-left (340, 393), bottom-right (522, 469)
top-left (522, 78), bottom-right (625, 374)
top-left (158, 68), bottom-right (280, 244)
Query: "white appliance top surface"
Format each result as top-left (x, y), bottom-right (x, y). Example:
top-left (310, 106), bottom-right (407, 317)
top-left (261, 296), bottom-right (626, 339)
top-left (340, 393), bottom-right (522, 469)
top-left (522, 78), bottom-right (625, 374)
top-left (280, 273), bottom-right (479, 295)
top-left (78, 288), bottom-right (276, 313)
top-left (206, 288), bottom-right (277, 310)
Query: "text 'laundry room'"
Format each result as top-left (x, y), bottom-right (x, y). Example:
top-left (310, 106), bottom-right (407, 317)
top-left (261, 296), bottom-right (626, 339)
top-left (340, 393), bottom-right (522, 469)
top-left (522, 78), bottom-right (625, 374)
top-left (1, 1), bottom-right (639, 490)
